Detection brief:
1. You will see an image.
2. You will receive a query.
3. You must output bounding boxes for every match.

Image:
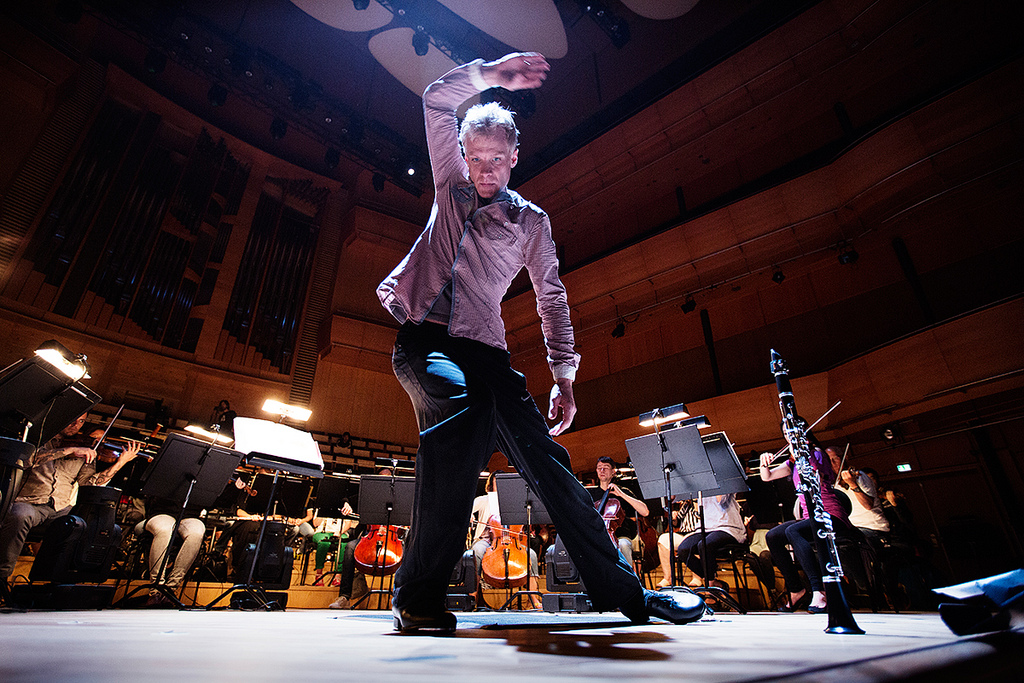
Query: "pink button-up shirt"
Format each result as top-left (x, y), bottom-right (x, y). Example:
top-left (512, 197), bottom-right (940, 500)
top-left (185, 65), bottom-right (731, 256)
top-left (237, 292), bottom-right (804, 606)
top-left (377, 60), bottom-right (579, 381)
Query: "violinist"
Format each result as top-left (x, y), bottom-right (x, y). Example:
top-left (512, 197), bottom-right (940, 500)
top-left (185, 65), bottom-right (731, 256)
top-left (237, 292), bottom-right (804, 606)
top-left (470, 472), bottom-right (541, 609)
top-left (759, 427), bottom-right (852, 613)
top-left (590, 457), bottom-right (649, 567)
top-left (0, 415), bottom-right (141, 592)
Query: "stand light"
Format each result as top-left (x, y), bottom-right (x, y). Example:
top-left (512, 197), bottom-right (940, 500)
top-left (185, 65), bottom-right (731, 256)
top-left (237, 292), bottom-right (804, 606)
top-left (262, 399), bottom-right (312, 423)
top-left (34, 340), bottom-right (90, 381)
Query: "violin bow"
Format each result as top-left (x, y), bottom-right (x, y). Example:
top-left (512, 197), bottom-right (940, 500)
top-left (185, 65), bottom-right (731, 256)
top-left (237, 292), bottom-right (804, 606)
top-left (834, 442), bottom-right (851, 487)
top-left (766, 399), bottom-right (843, 464)
top-left (92, 403), bottom-right (125, 448)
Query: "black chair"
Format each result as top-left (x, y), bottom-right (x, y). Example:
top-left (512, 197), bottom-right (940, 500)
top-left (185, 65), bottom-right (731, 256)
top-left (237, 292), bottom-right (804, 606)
top-left (715, 541), bottom-right (775, 611)
top-left (835, 531), bottom-right (889, 612)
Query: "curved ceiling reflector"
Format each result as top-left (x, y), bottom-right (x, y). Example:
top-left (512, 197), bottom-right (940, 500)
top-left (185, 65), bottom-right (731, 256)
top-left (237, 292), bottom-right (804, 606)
top-left (438, 0), bottom-right (568, 58)
top-left (369, 27), bottom-right (459, 98)
top-left (620, 0), bottom-right (701, 21)
top-left (291, 0), bottom-right (393, 33)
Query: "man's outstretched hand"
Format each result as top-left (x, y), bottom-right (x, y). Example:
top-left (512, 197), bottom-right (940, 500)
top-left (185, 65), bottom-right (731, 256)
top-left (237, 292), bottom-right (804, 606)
top-left (482, 52), bottom-right (550, 91)
top-left (548, 377), bottom-right (577, 436)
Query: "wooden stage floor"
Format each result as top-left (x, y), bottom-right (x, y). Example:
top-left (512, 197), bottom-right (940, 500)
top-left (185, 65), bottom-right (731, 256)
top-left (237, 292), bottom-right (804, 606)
top-left (1, 606), bottom-right (1021, 682)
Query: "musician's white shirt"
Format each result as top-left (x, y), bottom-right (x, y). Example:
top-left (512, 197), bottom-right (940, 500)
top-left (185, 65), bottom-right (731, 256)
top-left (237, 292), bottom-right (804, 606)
top-left (472, 491), bottom-right (499, 542)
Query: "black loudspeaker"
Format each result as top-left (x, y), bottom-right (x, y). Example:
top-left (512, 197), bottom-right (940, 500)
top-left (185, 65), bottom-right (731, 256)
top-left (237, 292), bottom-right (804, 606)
top-left (446, 550), bottom-right (477, 611)
top-left (235, 520), bottom-right (294, 590)
top-left (29, 486), bottom-right (123, 584)
top-left (543, 538), bottom-right (594, 613)
top-left (545, 536), bottom-right (587, 592)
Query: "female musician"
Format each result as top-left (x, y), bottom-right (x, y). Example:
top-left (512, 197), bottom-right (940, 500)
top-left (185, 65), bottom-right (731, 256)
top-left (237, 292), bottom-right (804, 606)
top-left (759, 434), bottom-right (851, 613)
top-left (471, 472), bottom-right (541, 609)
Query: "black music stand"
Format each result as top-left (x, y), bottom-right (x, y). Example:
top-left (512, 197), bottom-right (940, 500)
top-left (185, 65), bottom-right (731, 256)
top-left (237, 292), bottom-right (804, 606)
top-left (626, 418), bottom-right (746, 613)
top-left (116, 433), bottom-right (242, 609)
top-left (207, 418), bottom-right (323, 611)
top-left (306, 475), bottom-right (359, 584)
top-left (0, 356), bottom-right (100, 526)
top-left (242, 474), bottom-right (313, 520)
top-left (492, 472), bottom-right (550, 611)
top-left (352, 474), bottom-right (414, 609)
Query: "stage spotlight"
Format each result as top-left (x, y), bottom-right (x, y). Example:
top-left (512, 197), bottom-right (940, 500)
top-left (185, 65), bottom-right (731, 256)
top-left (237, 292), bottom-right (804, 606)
top-left (353, 0), bottom-right (370, 9)
top-left (207, 84), bottom-right (228, 107)
top-left (611, 321), bottom-right (625, 338)
top-left (270, 117), bottom-right (288, 140)
top-left (838, 246), bottom-right (860, 265)
top-left (262, 399), bottom-right (312, 423)
top-left (144, 49), bottom-right (166, 75)
top-left (228, 49), bottom-right (253, 78)
top-left (412, 29), bottom-right (430, 57)
top-left (34, 340), bottom-right (90, 381)
top-left (372, 173), bottom-right (386, 192)
top-left (406, 165), bottom-right (416, 176)
top-left (681, 296), bottom-right (696, 314)
top-left (772, 269), bottom-right (786, 284)
top-left (881, 424), bottom-right (900, 443)
top-left (324, 148), bottom-right (340, 170)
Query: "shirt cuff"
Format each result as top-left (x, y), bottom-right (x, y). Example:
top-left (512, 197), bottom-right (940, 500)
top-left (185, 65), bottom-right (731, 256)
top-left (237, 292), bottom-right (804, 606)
top-left (552, 365), bottom-right (576, 382)
top-left (467, 60), bottom-right (490, 92)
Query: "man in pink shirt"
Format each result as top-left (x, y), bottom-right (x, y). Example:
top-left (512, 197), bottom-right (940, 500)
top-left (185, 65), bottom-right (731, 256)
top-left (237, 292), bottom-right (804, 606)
top-left (378, 52), bottom-right (704, 633)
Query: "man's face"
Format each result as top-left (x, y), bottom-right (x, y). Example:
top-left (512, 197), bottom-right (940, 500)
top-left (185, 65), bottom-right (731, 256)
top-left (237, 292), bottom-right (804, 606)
top-left (595, 462), bottom-right (615, 484)
top-left (61, 415), bottom-right (87, 436)
top-left (463, 131), bottom-right (517, 199)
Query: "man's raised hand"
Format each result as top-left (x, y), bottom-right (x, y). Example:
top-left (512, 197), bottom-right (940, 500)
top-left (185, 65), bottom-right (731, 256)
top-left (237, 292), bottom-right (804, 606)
top-left (482, 52), bottom-right (550, 91)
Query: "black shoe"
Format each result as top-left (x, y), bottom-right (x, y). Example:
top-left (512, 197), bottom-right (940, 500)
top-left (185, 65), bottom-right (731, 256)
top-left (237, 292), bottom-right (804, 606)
top-left (620, 588), bottom-right (705, 625)
top-left (807, 604), bottom-right (828, 614)
top-left (392, 604), bottom-right (457, 634)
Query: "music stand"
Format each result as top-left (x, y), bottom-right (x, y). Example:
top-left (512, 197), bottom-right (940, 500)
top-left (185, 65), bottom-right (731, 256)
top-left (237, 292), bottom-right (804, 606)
top-left (352, 474), bottom-right (415, 608)
top-left (492, 472), bottom-right (550, 611)
top-left (207, 418), bottom-right (323, 610)
top-left (626, 419), bottom-right (747, 613)
top-left (116, 433), bottom-right (242, 608)
top-left (242, 474), bottom-right (312, 520)
top-left (306, 475), bottom-right (359, 584)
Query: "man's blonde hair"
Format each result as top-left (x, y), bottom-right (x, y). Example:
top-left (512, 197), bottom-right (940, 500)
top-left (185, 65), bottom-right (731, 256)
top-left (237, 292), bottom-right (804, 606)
top-left (459, 102), bottom-right (519, 151)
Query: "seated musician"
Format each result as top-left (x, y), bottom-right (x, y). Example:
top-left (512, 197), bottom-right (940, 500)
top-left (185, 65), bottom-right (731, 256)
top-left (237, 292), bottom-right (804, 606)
top-left (759, 432), bottom-right (852, 614)
top-left (310, 510), bottom-right (345, 585)
top-left (0, 416), bottom-right (140, 597)
top-left (471, 472), bottom-right (541, 609)
top-left (142, 491), bottom-right (207, 606)
top-left (329, 466), bottom-right (394, 609)
top-left (656, 494), bottom-right (745, 590)
top-left (590, 457), bottom-right (649, 567)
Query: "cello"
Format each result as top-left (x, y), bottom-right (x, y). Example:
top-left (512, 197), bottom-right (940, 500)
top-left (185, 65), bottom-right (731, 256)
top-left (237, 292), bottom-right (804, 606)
top-left (353, 525), bottom-right (404, 576)
top-left (480, 516), bottom-right (529, 589)
top-left (594, 485), bottom-right (625, 545)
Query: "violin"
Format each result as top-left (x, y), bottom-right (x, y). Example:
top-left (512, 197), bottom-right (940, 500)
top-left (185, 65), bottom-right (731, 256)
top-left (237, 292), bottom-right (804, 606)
top-left (480, 516), bottom-right (529, 588)
top-left (353, 525), bottom-right (404, 576)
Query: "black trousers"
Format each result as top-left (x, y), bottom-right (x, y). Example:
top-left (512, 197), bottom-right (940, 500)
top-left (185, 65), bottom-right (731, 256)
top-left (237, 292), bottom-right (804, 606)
top-left (390, 322), bottom-right (642, 614)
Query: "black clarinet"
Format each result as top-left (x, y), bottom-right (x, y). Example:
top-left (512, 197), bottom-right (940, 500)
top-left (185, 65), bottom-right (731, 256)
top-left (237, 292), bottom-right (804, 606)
top-left (771, 349), bottom-right (864, 634)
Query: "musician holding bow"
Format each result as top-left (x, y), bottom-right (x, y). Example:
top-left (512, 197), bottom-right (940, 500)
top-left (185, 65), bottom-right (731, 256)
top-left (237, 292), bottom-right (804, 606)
top-left (591, 457), bottom-right (649, 568)
top-left (0, 416), bottom-right (141, 598)
top-left (758, 427), bottom-right (852, 613)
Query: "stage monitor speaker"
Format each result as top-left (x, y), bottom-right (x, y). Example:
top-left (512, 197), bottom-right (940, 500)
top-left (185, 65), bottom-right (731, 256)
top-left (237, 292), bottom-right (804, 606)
top-left (29, 486), bottom-right (122, 584)
top-left (235, 520), bottom-right (294, 590)
top-left (446, 549), bottom-right (477, 611)
top-left (545, 537), bottom-right (587, 593)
